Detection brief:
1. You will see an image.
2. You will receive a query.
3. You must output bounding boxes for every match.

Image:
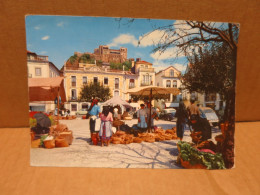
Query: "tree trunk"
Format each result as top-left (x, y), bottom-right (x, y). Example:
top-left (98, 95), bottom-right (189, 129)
top-left (222, 87), bottom-right (235, 168)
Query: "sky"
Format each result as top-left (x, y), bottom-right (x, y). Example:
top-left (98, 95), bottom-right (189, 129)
top-left (25, 16), bottom-right (189, 73)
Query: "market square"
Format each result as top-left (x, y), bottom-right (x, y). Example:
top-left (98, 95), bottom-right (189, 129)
top-left (27, 16), bottom-right (238, 169)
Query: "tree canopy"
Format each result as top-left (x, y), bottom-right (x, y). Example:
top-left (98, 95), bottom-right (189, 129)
top-left (110, 60), bottom-right (132, 70)
top-left (182, 42), bottom-right (236, 98)
top-left (79, 82), bottom-right (111, 102)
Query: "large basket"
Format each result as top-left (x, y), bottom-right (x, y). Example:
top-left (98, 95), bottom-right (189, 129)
top-left (55, 138), bottom-right (69, 147)
top-left (44, 139), bottom-right (55, 149)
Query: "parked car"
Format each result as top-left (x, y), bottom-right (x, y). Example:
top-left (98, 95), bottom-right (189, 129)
top-left (159, 108), bottom-right (176, 121)
top-left (75, 108), bottom-right (88, 116)
top-left (199, 107), bottom-right (219, 126)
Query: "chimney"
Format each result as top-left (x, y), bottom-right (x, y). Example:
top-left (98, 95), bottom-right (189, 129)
top-left (136, 58), bottom-right (141, 62)
top-left (131, 60), bottom-right (135, 68)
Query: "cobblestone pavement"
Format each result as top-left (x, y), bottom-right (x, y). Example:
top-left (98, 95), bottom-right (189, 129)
top-left (31, 118), bottom-right (221, 169)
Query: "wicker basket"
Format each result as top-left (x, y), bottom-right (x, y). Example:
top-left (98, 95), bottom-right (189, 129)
top-left (44, 139), bottom-right (55, 149)
top-left (55, 138), bottom-right (69, 147)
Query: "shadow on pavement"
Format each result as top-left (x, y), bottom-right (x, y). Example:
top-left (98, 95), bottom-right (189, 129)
top-left (76, 137), bottom-right (91, 143)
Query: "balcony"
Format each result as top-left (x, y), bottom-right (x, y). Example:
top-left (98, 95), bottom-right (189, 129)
top-left (129, 84), bottom-right (135, 89)
top-left (68, 96), bottom-right (78, 101)
top-left (27, 56), bottom-right (48, 62)
top-left (139, 67), bottom-right (154, 72)
top-left (140, 81), bottom-right (153, 86)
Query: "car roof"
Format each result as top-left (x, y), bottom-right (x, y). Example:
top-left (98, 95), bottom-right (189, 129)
top-left (200, 107), bottom-right (213, 110)
top-left (164, 108), bottom-right (176, 110)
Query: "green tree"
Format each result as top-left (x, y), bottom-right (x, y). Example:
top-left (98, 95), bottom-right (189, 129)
top-left (68, 54), bottom-right (78, 64)
top-left (110, 60), bottom-right (132, 70)
top-left (79, 82), bottom-right (111, 102)
top-left (79, 54), bottom-right (91, 63)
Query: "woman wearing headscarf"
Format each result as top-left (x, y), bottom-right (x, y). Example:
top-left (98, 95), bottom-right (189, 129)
top-left (99, 106), bottom-right (113, 146)
top-left (88, 99), bottom-right (101, 137)
top-left (175, 100), bottom-right (189, 141)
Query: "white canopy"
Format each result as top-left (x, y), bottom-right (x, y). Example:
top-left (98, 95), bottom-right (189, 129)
top-left (102, 96), bottom-right (132, 107)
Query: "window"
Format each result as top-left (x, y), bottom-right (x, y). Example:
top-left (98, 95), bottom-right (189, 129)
top-left (173, 80), bottom-right (177, 88)
top-left (71, 104), bottom-right (77, 111)
top-left (104, 77), bottom-right (108, 85)
top-left (82, 104), bottom-right (88, 109)
top-left (71, 89), bottom-right (77, 100)
top-left (115, 78), bottom-right (119, 89)
top-left (71, 76), bottom-right (76, 87)
top-left (114, 90), bottom-right (119, 96)
top-left (94, 77), bottom-right (98, 84)
top-left (129, 79), bottom-right (135, 88)
top-left (166, 80), bottom-right (171, 87)
top-left (170, 70), bottom-right (174, 77)
top-left (35, 68), bottom-right (41, 76)
top-left (157, 82), bottom-right (159, 87)
top-left (83, 77), bottom-right (87, 85)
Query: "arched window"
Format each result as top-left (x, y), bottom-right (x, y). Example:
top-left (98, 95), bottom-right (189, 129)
top-left (166, 80), bottom-right (171, 87)
top-left (173, 80), bottom-right (177, 88)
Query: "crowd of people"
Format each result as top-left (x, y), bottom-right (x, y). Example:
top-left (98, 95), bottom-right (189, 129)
top-left (175, 99), bottom-right (212, 141)
top-left (86, 98), bottom-right (212, 147)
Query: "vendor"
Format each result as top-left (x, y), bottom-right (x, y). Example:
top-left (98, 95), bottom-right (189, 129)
top-left (88, 99), bottom-right (101, 136)
top-left (145, 102), bottom-right (158, 130)
top-left (137, 104), bottom-right (147, 132)
top-left (122, 107), bottom-right (130, 119)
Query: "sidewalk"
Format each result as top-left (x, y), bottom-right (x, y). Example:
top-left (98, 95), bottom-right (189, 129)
top-left (30, 119), bottom-right (220, 168)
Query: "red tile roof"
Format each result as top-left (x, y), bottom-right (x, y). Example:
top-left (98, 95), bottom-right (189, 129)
top-left (136, 60), bottom-right (152, 65)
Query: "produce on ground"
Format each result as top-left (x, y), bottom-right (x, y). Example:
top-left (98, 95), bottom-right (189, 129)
top-left (31, 123), bottom-right (73, 149)
top-left (196, 140), bottom-right (216, 152)
top-left (110, 127), bottom-right (178, 145)
top-left (177, 141), bottom-right (225, 169)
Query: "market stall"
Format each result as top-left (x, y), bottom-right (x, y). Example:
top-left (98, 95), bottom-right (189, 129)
top-left (29, 77), bottom-right (74, 149)
top-left (126, 86), bottom-right (180, 132)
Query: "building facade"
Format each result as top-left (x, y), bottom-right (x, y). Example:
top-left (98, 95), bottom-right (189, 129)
top-left (155, 66), bottom-right (181, 103)
top-left (93, 45), bottom-right (127, 63)
top-left (27, 51), bottom-right (60, 78)
top-left (133, 59), bottom-right (156, 87)
top-left (27, 51), bottom-right (61, 112)
top-left (62, 64), bottom-right (138, 115)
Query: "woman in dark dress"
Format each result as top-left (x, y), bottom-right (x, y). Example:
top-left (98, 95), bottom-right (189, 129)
top-left (175, 101), bottom-right (189, 141)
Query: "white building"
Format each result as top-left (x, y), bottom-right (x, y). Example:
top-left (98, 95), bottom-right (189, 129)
top-left (27, 51), bottom-right (61, 112)
top-left (132, 58), bottom-right (155, 87)
top-left (27, 51), bottom-right (60, 78)
top-left (155, 66), bottom-right (182, 103)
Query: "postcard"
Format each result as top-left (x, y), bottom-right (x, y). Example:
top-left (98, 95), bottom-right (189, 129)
top-left (26, 16), bottom-right (239, 169)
